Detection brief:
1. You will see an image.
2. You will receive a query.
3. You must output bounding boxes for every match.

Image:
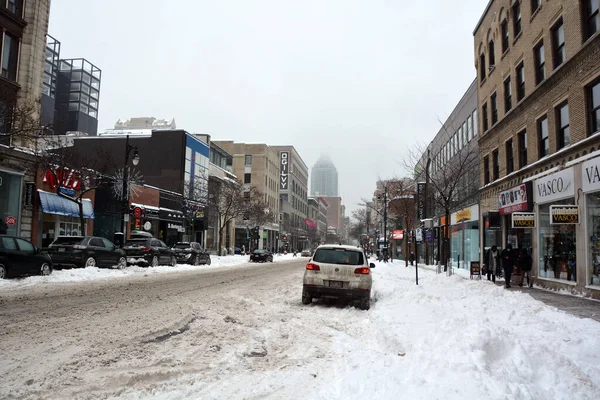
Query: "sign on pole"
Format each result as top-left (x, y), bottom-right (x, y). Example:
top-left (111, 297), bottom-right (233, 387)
top-left (415, 228), bottom-right (423, 242)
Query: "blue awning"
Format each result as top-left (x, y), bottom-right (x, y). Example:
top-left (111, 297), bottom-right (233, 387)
top-left (38, 190), bottom-right (95, 219)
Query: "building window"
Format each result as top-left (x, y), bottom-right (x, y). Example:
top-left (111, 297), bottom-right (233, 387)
top-left (484, 155), bottom-right (490, 185)
top-left (516, 62), bottom-right (525, 101)
top-left (537, 115), bottom-right (549, 159)
top-left (482, 102), bottom-right (488, 132)
top-left (467, 115), bottom-right (473, 141)
top-left (589, 78), bottom-right (600, 136)
top-left (491, 92), bottom-right (498, 125)
top-left (1, 33), bottom-right (19, 81)
top-left (504, 76), bottom-right (512, 112)
top-left (473, 109), bottom-right (478, 136)
top-left (506, 139), bottom-right (514, 174)
top-left (244, 173), bottom-right (251, 184)
top-left (501, 18), bottom-right (509, 53)
top-left (556, 102), bottom-right (571, 149)
top-left (245, 155), bottom-right (252, 166)
top-left (584, 0), bottom-right (600, 40)
top-left (531, 0), bottom-right (541, 15)
top-left (513, 1), bottom-right (522, 38)
top-left (534, 41), bottom-right (545, 85)
top-left (518, 130), bottom-right (528, 168)
top-left (552, 18), bottom-right (566, 69)
top-left (479, 52), bottom-right (486, 83)
top-left (492, 149), bottom-right (499, 180)
top-left (488, 39), bottom-right (495, 68)
top-left (7, 0), bottom-right (22, 16)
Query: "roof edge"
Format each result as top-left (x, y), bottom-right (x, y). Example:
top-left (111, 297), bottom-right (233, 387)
top-left (473, 0), bottom-right (495, 35)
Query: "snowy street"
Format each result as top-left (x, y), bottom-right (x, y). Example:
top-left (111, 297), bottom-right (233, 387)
top-left (1, 258), bottom-right (600, 400)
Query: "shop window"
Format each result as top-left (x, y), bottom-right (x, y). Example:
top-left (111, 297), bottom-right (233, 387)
top-left (587, 193), bottom-right (600, 285)
top-left (537, 115), bottom-right (549, 159)
top-left (0, 170), bottom-right (22, 236)
top-left (589, 78), bottom-right (600, 136)
top-left (516, 62), bottom-right (526, 101)
top-left (556, 101), bottom-right (570, 149)
top-left (538, 200), bottom-right (577, 282)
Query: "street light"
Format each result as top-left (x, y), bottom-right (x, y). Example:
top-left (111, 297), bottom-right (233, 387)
top-left (121, 134), bottom-right (140, 238)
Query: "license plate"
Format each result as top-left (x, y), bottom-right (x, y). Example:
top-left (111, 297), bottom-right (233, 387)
top-left (58, 248), bottom-right (65, 252)
top-left (329, 280), bottom-right (343, 288)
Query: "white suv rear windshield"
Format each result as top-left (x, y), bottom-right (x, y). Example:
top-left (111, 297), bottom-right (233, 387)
top-left (313, 248), bottom-right (364, 265)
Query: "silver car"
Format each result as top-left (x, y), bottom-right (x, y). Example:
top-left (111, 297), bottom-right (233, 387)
top-left (302, 244), bottom-right (374, 310)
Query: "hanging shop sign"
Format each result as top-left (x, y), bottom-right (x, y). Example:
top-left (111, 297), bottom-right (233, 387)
top-left (24, 182), bottom-right (35, 206)
top-left (534, 167), bottom-right (574, 203)
top-left (549, 205), bottom-right (579, 225)
top-left (511, 212), bottom-right (535, 228)
top-left (582, 156), bottom-right (600, 193)
top-left (279, 151), bottom-right (290, 190)
top-left (498, 182), bottom-right (533, 215)
top-left (416, 182), bottom-right (426, 220)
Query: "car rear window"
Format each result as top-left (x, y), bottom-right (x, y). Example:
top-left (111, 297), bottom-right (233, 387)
top-left (52, 237), bottom-right (85, 245)
top-left (313, 248), bottom-right (364, 265)
top-left (253, 250), bottom-right (265, 254)
top-left (124, 239), bottom-right (148, 246)
top-left (173, 243), bottom-right (191, 249)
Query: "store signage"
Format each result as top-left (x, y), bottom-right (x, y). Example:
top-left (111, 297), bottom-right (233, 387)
top-left (470, 261), bottom-right (481, 279)
top-left (24, 182), bottom-right (34, 206)
top-left (59, 187), bottom-right (76, 197)
top-left (159, 209), bottom-right (184, 222)
top-left (511, 212), bottom-right (535, 228)
top-left (487, 211), bottom-right (501, 230)
top-left (279, 151), bottom-right (289, 190)
top-left (145, 208), bottom-right (159, 219)
top-left (534, 167), bottom-right (574, 203)
top-left (195, 211), bottom-right (204, 219)
top-left (582, 156), bottom-right (600, 193)
top-left (498, 182), bottom-right (533, 215)
top-left (456, 208), bottom-right (471, 222)
top-left (5, 216), bottom-right (17, 226)
top-left (550, 205), bottom-right (579, 224)
top-left (416, 182), bottom-right (426, 220)
top-left (43, 169), bottom-right (81, 190)
top-left (167, 223), bottom-right (186, 233)
top-left (143, 221), bottom-right (152, 231)
top-left (392, 230), bottom-right (404, 240)
top-left (132, 206), bottom-right (144, 218)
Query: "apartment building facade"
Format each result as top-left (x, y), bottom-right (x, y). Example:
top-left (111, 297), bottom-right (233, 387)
top-left (475, 0), bottom-right (600, 296)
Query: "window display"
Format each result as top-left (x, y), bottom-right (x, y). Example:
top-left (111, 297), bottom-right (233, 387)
top-left (587, 193), bottom-right (600, 286)
top-left (538, 199), bottom-right (577, 282)
top-left (0, 170), bottom-right (22, 236)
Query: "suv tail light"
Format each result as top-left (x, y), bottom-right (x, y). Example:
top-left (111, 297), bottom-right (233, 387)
top-left (354, 267), bottom-right (370, 275)
top-left (306, 263), bottom-right (320, 271)
top-left (141, 247), bottom-right (151, 252)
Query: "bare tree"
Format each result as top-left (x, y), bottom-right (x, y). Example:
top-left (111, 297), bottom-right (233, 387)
top-left (0, 89), bottom-right (48, 147)
top-left (348, 208), bottom-right (367, 242)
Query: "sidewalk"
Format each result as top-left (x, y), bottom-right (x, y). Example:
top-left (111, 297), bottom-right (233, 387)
top-left (410, 262), bottom-right (600, 323)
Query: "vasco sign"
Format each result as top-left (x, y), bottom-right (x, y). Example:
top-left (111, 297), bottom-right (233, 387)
top-left (533, 167), bottom-right (574, 203)
top-left (550, 205), bottom-right (579, 225)
top-left (582, 156), bottom-right (600, 193)
top-left (279, 151), bottom-right (290, 190)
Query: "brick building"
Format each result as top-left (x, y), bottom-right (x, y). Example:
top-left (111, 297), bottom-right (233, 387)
top-left (474, 0), bottom-right (600, 296)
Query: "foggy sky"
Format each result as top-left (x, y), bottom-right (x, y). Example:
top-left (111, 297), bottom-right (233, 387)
top-left (49, 0), bottom-right (485, 214)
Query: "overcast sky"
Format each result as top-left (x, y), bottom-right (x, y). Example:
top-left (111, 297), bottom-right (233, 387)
top-left (49, 0), bottom-right (485, 214)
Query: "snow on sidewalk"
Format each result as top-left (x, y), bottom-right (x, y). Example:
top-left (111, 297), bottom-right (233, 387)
top-left (0, 253), bottom-right (298, 290)
top-left (118, 258), bottom-right (600, 400)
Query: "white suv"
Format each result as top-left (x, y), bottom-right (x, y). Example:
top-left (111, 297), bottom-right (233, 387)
top-left (302, 244), bottom-right (375, 310)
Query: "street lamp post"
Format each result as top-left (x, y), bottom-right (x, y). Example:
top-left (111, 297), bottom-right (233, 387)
top-left (383, 185), bottom-right (388, 258)
top-left (121, 134), bottom-right (139, 238)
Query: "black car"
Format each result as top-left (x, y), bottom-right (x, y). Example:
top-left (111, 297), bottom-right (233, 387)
top-left (48, 236), bottom-right (127, 269)
top-left (172, 242), bottom-right (211, 265)
top-left (250, 249), bottom-right (274, 263)
top-left (0, 235), bottom-right (53, 279)
top-left (122, 237), bottom-right (176, 267)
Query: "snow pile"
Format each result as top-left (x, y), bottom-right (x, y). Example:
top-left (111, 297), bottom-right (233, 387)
top-left (115, 260), bottom-right (600, 400)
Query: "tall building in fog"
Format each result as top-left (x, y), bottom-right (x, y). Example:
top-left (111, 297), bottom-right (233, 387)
top-left (310, 154), bottom-right (338, 196)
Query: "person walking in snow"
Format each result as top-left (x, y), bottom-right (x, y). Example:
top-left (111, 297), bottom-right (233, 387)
top-left (486, 245), bottom-right (500, 283)
top-left (409, 252), bottom-right (415, 266)
top-left (518, 248), bottom-right (533, 288)
top-left (501, 244), bottom-right (516, 288)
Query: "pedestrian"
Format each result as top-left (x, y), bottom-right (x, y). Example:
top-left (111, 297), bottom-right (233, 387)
top-left (409, 252), bottom-right (415, 266)
top-left (486, 245), bottom-right (500, 282)
top-left (518, 248), bottom-right (533, 288)
top-left (501, 244), bottom-right (516, 288)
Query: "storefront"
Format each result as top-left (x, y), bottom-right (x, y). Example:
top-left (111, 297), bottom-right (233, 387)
top-left (582, 155), bottom-right (600, 288)
top-left (159, 209), bottom-right (186, 246)
top-left (534, 167), bottom-right (577, 284)
top-left (0, 168), bottom-right (23, 236)
top-left (450, 204), bottom-right (479, 270)
top-left (499, 182), bottom-right (534, 255)
top-left (37, 190), bottom-right (95, 247)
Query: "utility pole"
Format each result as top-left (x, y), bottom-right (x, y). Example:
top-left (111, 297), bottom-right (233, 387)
top-left (383, 185), bottom-right (388, 259)
top-left (424, 149), bottom-right (431, 265)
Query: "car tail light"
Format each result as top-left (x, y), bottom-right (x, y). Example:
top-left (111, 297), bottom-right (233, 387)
top-left (354, 267), bottom-right (370, 275)
top-left (306, 263), bottom-right (320, 271)
top-left (141, 247), bottom-right (151, 252)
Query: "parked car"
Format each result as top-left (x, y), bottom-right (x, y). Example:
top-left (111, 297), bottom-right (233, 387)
top-left (171, 242), bottom-right (211, 265)
top-left (301, 249), bottom-right (313, 257)
top-left (122, 237), bottom-right (176, 267)
top-left (250, 249), bottom-right (274, 263)
top-left (48, 236), bottom-right (127, 269)
top-left (0, 235), bottom-right (53, 279)
top-left (302, 244), bottom-right (374, 310)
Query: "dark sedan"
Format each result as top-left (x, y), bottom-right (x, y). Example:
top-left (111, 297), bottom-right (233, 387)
top-left (250, 249), bottom-right (274, 263)
top-left (48, 236), bottom-right (127, 269)
top-left (122, 237), bottom-right (176, 267)
top-left (172, 242), bottom-right (211, 265)
top-left (0, 235), bottom-right (53, 279)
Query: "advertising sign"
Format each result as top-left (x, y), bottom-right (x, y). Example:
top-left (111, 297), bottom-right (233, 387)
top-left (24, 182), bottom-right (34, 206)
top-left (582, 156), bottom-right (600, 193)
top-left (415, 228), bottom-right (423, 242)
top-left (416, 182), bottom-right (426, 220)
top-left (470, 261), bottom-right (481, 280)
top-left (392, 230), bottom-right (404, 240)
top-left (534, 167), bottom-right (575, 203)
top-left (279, 151), bottom-right (290, 190)
top-left (511, 212), bottom-right (535, 228)
top-left (498, 182), bottom-right (533, 215)
top-left (550, 205), bottom-right (579, 224)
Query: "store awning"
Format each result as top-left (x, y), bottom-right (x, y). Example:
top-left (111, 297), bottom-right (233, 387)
top-left (38, 190), bottom-right (95, 219)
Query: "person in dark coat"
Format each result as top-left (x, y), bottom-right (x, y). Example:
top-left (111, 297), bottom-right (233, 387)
top-left (409, 252), bottom-right (415, 266)
top-left (486, 245), bottom-right (500, 282)
top-left (518, 248), bottom-right (533, 287)
top-left (501, 244), bottom-right (516, 288)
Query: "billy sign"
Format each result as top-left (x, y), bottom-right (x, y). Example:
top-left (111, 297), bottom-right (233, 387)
top-left (550, 205), bottom-right (579, 224)
top-left (279, 151), bottom-right (290, 190)
top-left (534, 167), bottom-right (574, 203)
